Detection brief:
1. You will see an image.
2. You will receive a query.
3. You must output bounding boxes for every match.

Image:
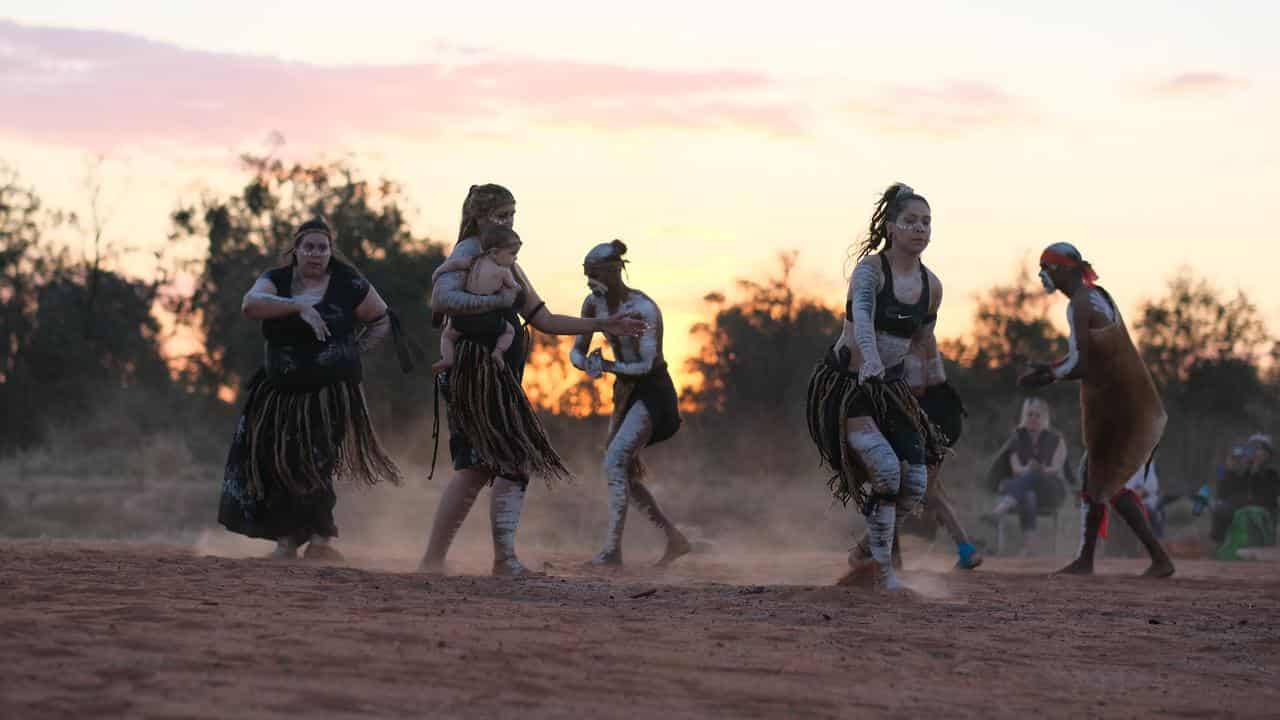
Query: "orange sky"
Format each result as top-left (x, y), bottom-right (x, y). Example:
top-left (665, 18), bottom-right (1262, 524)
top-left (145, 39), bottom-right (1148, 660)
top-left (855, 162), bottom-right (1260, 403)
top-left (2, 6), bottom-right (1279, 392)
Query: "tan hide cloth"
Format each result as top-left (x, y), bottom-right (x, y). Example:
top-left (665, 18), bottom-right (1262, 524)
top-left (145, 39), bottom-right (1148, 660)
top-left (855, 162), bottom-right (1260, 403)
top-left (1080, 313), bottom-right (1166, 501)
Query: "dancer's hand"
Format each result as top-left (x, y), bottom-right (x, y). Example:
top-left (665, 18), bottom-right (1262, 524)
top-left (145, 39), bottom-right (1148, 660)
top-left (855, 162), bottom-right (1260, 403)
top-left (298, 304), bottom-right (330, 342)
top-left (586, 349), bottom-right (605, 378)
top-left (602, 312), bottom-right (646, 338)
top-left (858, 356), bottom-right (885, 383)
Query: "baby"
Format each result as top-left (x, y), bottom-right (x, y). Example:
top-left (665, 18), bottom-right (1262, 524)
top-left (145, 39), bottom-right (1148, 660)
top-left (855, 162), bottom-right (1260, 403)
top-left (432, 226), bottom-right (522, 372)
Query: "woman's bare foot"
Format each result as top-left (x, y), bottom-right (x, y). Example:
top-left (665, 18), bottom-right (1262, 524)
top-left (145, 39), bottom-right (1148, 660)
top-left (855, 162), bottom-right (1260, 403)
top-left (836, 560), bottom-right (877, 587)
top-left (417, 558), bottom-right (447, 575)
top-left (303, 543), bottom-right (344, 563)
top-left (1142, 558), bottom-right (1175, 578)
top-left (268, 541), bottom-right (298, 560)
top-left (654, 533), bottom-right (692, 567)
top-left (586, 550), bottom-right (623, 568)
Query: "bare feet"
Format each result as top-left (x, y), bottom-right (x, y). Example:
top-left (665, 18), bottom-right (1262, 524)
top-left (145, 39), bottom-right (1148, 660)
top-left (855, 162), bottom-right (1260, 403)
top-left (1054, 558), bottom-right (1094, 575)
top-left (586, 550), bottom-right (623, 568)
top-left (836, 560), bottom-right (877, 588)
top-left (303, 543), bottom-right (344, 563)
top-left (269, 541), bottom-right (298, 560)
top-left (1142, 558), bottom-right (1175, 578)
top-left (417, 558), bottom-right (447, 575)
top-left (654, 534), bottom-right (692, 567)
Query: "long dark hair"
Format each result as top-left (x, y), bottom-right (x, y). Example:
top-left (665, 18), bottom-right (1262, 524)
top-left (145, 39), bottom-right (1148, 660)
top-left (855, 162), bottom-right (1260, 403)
top-left (458, 184), bottom-right (515, 242)
top-left (853, 183), bottom-right (929, 262)
top-left (287, 217), bottom-right (362, 277)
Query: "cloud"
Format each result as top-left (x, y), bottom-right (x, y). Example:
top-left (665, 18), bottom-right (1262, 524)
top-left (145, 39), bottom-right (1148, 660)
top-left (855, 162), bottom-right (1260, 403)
top-left (845, 80), bottom-right (1034, 138)
top-left (1153, 72), bottom-right (1248, 96)
top-left (0, 20), bottom-right (801, 149)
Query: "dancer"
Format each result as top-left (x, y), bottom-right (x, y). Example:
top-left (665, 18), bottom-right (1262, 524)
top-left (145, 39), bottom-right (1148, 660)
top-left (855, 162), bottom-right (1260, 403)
top-left (806, 183), bottom-right (948, 590)
top-left (219, 218), bottom-right (402, 560)
top-left (569, 240), bottom-right (691, 567)
top-left (432, 225), bottom-right (522, 372)
top-left (418, 184), bottom-right (645, 576)
top-left (1019, 242), bottom-right (1174, 578)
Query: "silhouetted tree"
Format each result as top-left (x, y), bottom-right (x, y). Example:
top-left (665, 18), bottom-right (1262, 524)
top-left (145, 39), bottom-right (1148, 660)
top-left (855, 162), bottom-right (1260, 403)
top-left (0, 164), bottom-right (172, 452)
top-left (1134, 271), bottom-right (1276, 492)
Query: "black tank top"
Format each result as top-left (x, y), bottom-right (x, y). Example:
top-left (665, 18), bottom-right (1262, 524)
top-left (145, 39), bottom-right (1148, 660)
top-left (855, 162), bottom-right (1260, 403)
top-left (261, 263), bottom-right (370, 388)
top-left (873, 253), bottom-right (934, 338)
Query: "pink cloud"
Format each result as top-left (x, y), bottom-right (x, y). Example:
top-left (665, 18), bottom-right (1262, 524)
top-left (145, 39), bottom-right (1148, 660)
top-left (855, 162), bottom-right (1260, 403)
top-left (846, 81), bottom-right (1033, 138)
top-left (0, 20), bottom-right (800, 150)
top-left (1154, 72), bottom-right (1248, 96)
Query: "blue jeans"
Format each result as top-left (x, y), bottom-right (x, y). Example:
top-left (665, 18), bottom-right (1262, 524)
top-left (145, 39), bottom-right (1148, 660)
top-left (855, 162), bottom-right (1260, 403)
top-left (1004, 472), bottom-right (1047, 531)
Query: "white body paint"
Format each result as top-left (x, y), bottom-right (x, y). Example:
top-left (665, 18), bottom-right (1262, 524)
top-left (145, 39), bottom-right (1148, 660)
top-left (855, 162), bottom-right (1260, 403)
top-left (572, 289), bottom-right (679, 563)
top-left (847, 261), bottom-right (916, 371)
top-left (571, 290), bottom-right (663, 377)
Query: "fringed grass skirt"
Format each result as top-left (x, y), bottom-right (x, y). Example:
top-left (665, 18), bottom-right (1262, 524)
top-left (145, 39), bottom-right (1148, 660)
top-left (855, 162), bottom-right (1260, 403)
top-left (444, 340), bottom-right (572, 486)
top-left (218, 370), bottom-right (401, 543)
top-left (805, 351), bottom-right (947, 511)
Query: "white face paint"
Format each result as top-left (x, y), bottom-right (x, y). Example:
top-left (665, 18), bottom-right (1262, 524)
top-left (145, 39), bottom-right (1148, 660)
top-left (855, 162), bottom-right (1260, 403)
top-left (588, 278), bottom-right (608, 297)
top-left (1039, 268), bottom-right (1056, 294)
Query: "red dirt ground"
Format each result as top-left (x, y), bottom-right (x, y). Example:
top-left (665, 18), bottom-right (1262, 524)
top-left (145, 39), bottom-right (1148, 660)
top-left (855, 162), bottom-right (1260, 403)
top-left (1, 539), bottom-right (1277, 719)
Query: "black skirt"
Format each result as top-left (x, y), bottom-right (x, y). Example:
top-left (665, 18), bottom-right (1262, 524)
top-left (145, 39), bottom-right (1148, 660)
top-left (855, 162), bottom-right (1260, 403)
top-left (218, 370), bottom-right (399, 544)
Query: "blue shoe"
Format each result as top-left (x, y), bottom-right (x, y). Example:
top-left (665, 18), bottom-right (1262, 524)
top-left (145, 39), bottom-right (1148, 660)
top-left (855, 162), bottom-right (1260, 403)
top-left (955, 542), bottom-right (983, 570)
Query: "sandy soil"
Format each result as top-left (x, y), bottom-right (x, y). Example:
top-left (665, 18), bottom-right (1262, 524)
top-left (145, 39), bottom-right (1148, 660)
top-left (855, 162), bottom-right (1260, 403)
top-left (1, 539), bottom-right (1277, 719)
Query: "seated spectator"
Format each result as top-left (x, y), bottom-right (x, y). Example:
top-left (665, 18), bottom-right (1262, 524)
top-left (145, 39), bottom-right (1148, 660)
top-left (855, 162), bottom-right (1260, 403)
top-left (1212, 434), bottom-right (1280, 559)
top-left (983, 398), bottom-right (1072, 551)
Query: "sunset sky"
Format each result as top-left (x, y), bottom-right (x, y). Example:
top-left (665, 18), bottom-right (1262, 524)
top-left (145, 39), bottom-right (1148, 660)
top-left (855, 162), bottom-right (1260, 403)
top-left (2, 3), bottom-right (1278, 388)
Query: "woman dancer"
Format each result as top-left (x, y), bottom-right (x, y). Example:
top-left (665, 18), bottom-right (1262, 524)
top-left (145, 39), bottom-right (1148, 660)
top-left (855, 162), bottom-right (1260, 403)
top-left (570, 240), bottom-right (690, 567)
top-left (219, 218), bottom-right (402, 560)
top-left (419, 185), bottom-right (645, 576)
top-left (806, 183), bottom-right (948, 590)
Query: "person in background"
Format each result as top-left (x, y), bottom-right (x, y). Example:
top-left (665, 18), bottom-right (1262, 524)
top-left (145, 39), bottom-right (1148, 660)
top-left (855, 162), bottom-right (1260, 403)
top-left (983, 397), bottom-right (1069, 553)
top-left (1209, 438), bottom-right (1276, 540)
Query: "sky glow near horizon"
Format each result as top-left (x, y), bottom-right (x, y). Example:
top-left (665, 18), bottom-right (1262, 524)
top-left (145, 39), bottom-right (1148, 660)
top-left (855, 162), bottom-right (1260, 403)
top-left (2, 3), bottom-right (1278, 389)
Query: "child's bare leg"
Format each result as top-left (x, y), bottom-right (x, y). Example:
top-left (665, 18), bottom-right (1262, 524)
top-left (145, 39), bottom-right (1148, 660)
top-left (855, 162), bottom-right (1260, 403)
top-left (433, 326), bottom-right (461, 372)
top-left (491, 321), bottom-right (515, 368)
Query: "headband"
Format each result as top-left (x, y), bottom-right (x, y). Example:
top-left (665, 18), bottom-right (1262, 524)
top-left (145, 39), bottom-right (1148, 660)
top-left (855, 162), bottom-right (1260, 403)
top-left (1040, 249), bottom-right (1098, 286)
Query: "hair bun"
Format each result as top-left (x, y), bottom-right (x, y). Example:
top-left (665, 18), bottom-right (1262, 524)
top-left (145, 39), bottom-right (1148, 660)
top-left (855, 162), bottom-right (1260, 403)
top-left (610, 239), bottom-right (628, 256)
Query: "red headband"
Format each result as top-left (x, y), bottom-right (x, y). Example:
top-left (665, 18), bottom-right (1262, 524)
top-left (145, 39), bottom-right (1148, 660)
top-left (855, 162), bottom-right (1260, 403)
top-left (1040, 249), bottom-right (1098, 286)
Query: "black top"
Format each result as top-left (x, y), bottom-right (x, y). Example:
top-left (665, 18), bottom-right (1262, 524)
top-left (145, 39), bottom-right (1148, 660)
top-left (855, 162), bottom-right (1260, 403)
top-left (447, 289), bottom-right (533, 382)
top-left (874, 253), bottom-right (934, 338)
top-left (1219, 465), bottom-right (1280, 510)
top-left (261, 263), bottom-right (371, 389)
top-left (1012, 427), bottom-right (1062, 469)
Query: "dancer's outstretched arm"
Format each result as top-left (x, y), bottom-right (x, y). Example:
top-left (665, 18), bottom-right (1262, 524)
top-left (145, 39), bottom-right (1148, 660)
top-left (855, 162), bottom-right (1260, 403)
top-left (517, 264), bottom-right (644, 337)
top-left (570, 297), bottom-right (598, 371)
